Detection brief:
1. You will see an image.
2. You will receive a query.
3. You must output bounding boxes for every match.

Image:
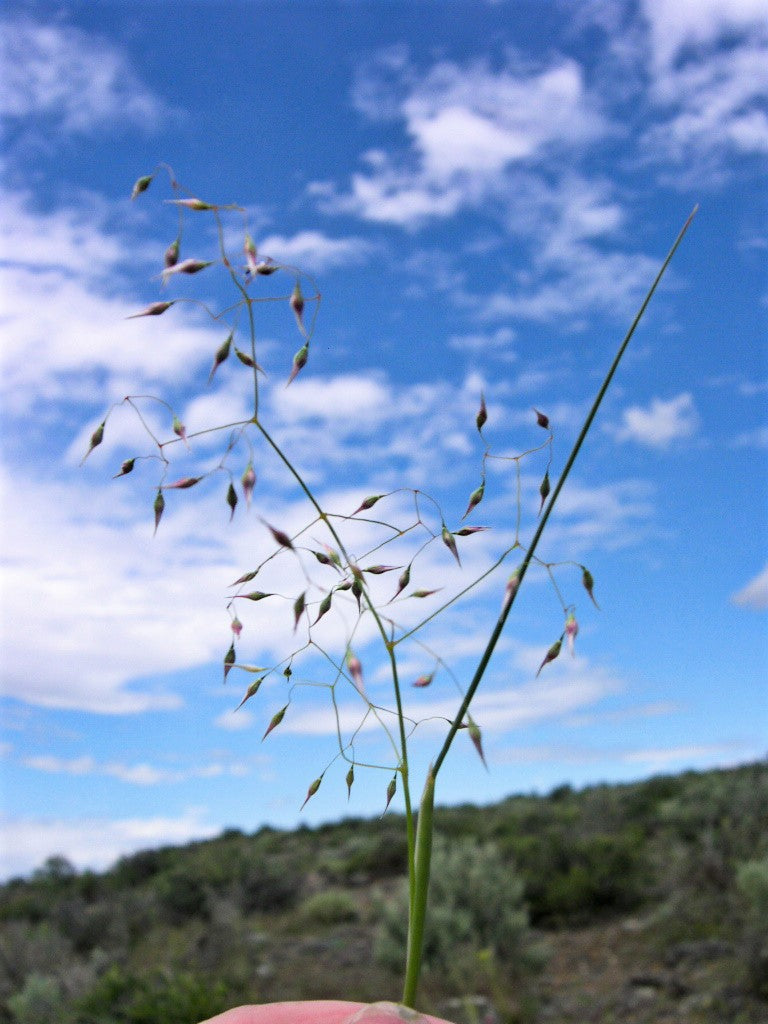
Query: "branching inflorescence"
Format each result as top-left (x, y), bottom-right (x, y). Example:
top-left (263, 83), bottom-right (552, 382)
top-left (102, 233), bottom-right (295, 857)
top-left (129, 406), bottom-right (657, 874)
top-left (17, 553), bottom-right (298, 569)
top-left (84, 166), bottom-right (697, 1006)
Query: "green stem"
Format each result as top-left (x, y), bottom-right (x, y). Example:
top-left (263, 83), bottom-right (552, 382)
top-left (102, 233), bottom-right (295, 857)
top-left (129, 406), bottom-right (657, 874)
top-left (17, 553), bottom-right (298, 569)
top-left (432, 204), bottom-right (698, 779)
top-left (253, 419), bottom-right (418, 904)
top-left (400, 206), bottom-right (697, 1007)
top-left (402, 766), bottom-right (435, 1007)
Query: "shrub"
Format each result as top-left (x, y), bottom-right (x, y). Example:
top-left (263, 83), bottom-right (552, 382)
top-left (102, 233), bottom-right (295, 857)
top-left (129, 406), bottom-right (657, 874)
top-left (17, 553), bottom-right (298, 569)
top-left (375, 835), bottom-right (540, 982)
top-left (297, 889), bottom-right (360, 926)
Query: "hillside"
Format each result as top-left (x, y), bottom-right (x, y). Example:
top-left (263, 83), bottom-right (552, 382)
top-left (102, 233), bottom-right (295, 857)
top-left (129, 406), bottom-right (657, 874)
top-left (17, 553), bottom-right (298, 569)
top-left (1, 762), bottom-right (766, 1023)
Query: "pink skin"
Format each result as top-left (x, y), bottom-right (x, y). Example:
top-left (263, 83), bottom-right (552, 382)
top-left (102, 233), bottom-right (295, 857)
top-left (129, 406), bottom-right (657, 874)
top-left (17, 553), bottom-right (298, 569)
top-left (200, 1001), bottom-right (454, 1024)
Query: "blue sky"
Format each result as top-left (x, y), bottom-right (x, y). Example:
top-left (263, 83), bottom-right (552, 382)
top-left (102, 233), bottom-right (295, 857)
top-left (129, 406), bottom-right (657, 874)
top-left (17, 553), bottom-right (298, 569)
top-left (0, 0), bottom-right (766, 880)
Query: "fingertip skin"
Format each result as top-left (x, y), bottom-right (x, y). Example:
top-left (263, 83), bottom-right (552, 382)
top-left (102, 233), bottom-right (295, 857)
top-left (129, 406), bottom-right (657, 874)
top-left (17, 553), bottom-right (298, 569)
top-left (199, 1001), bottom-right (454, 1024)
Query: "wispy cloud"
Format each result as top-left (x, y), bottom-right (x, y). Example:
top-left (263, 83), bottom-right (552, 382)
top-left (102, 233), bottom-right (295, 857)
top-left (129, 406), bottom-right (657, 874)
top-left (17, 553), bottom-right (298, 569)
top-left (610, 393), bottom-right (700, 448)
top-left (0, 16), bottom-right (173, 134)
top-left (731, 564), bottom-right (768, 610)
top-left (0, 809), bottom-right (218, 879)
top-left (637, 0), bottom-right (768, 185)
top-left (256, 230), bottom-right (376, 273)
top-left (312, 52), bottom-right (610, 229)
top-left (22, 754), bottom-right (248, 784)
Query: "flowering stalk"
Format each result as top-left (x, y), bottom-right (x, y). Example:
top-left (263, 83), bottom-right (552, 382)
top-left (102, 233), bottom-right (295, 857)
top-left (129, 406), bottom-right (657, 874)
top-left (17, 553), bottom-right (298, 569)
top-left (106, 173), bottom-right (696, 1012)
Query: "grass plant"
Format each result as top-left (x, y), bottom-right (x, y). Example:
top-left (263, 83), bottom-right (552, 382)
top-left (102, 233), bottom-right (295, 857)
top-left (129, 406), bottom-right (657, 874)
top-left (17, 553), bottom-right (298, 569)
top-left (86, 165), bottom-right (697, 1008)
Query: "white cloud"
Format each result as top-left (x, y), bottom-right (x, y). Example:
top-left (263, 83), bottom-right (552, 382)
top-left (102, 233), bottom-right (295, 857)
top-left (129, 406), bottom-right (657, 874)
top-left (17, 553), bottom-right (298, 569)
top-left (731, 564), bottom-right (768, 610)
top-left (256, 230), bottom-right (375, 272)
top-left (0, 16), bottom-right (172, 133)
top-left (732, 425), bottom-right (768, 447)
top-left (314, 54), bottom-right (609, 228)
top-left (22, 753), bottom-right (248, 785)
top-left (644, 37), bottom-right (768, 170)
top-left (0, 809), bottom-right (217, 880)
top-left (622, 743), bottom-right (753, 768)
top-left (634, 0), bottom-right (768, 181)
top-left (639, 0), bottom-right (768, 72)
top-left (279, 646), bottom-right (621, 741)
top-left (612, 393), bottom-right (700, 448)
top-left (0, 186), bottom-right (225, 418)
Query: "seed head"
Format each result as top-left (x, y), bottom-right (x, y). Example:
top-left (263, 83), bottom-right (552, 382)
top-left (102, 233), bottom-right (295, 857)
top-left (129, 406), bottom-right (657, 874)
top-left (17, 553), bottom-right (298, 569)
top-left (164, 238), bottom-right (180, 268)
top-left (161, 258), bottom-right (214, 284)
top-left (287, 344), bottom-right (309, 385)
top-left (536, 638), bottom-right (562, 678)
top-left (208, 332), bottom-right (233, 384)
top-left (80, 420), bottom-right (105, 465)
top-left (346, 651), bottom-right (364, 696)
top-left (230, 616), bottom-right (243, 638)
top-left (263, 521), bottom-right (294, 550)
top-left (226, 481), bottom-right (238, 520)
top-left (565, 612), bottom-right (578, 656)
top-left (441, 524), bottom-right (461, 566)
top-left (262, 704), bottom-right (288, 740)
top-left (467, 715), bottom-right (488, 770)
top-left (223, 642), bottom-right (236, 682)
top-left (172, 414), bottom-right (188, 449)
top-left (476, 393), bottom-right (488, 433)
top-left (165, 197), bottom-right (213, 211)
top-left (301, 776), bottom-right (322, 810)
top-left (153, 489), bottom-right (165, 535)
top-left (538, 470), bottom-right (550, 513)
top-left (352, 494), bottom-right (384, 515)
top-left (345, 765), bottom-right (354, 800)
top-left (393, 565), bottom-right (411, 600)
top-left (412, 673), bottom-right (434, 688)
top-left (534, 408), bottom-right (550, 429)
top-left (383, 776), bottom-right (397, 815)
top-left (241, 462), bottom-right (256, 507)
top-left (582, 567), bottom-right (600, 608)
top-left (235, 675), bottom-right (265, 711)
top-left (243, 233), bottom-right (258, 275)
top-left (130, 174), bottom-right (153, 200)
top-left (126, 301), bottom-right (175, 319)
top-left (292, 591), bottom-right (306, 632)
top-left (502, 566), bottom-right (521, 613)
top-left (290, 280), bottom-right (305, 334)
top-left (462, 481), bottom-right (485, 520)
top-left (313, 592), bottom-right (333, 625)
top-left (164, 476), bottom-right (201, 489)
top-left (113, 458), bottom-right (136, 479)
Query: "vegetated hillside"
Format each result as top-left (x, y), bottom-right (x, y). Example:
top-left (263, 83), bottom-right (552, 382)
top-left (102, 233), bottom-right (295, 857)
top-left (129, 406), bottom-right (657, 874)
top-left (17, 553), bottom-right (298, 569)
top-left (1, 762), bottom-right (766, 1024)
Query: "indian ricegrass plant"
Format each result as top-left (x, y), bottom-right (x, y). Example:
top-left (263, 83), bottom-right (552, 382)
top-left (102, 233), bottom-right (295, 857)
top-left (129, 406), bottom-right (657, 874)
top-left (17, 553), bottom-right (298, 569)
top-left (86, 165), bottom-right (697, 1008)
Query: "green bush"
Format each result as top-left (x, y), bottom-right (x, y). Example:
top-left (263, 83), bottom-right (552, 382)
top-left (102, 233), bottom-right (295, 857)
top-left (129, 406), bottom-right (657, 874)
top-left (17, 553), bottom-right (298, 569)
top-left (74, 964), bottom-right (231, 1024)
top-left (736, 856), bottom-right (768, 997)
top-left (375, 835), bottom-right (540, 985)
top-left (7, 973), bottom-right (66, 1024)
top-left (297, 888), bottom-right (360, 926)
